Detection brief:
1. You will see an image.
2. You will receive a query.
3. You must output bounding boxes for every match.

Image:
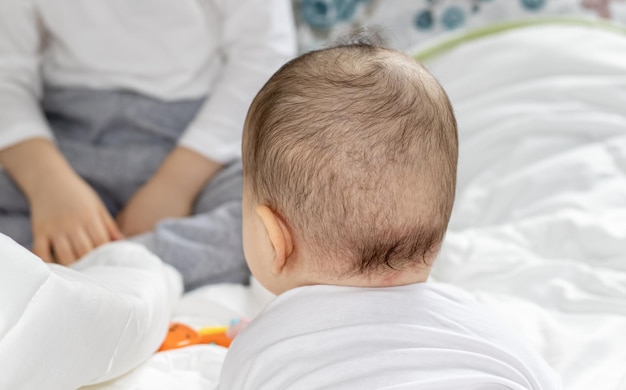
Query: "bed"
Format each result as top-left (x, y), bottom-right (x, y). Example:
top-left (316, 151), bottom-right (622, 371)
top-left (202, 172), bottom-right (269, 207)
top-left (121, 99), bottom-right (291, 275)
top-left (2, 20), bottom-right (625, 390)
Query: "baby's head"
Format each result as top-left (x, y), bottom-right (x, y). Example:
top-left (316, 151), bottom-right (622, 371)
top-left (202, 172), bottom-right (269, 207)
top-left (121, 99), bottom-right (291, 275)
top-left (242, 36), bottom-right (458, 295)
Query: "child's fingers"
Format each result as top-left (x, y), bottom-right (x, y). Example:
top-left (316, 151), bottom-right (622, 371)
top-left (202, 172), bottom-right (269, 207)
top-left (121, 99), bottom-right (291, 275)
top-left (70, 228), bottom-right (94, 260)
top-left (86, 217), bottom-right (112, 248)
top-left (32, 236), bottom-right (53, 263)
top-left (103, 209), bottom-right (125, 241)
top-left (52, 235), bottom-right (78, 266)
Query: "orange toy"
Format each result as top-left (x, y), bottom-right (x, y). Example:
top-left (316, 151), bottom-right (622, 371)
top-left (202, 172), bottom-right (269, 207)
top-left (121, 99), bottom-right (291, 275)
top-left (158, 322), bottom-right (232, 352)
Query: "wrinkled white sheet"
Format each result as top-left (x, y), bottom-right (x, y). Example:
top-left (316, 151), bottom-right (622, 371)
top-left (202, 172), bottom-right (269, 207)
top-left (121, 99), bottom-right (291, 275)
top-left (427, 23), bottom-right (626, 390)
top-left (0, 238), bottom-right (182, 390)
top-left (83, 279), bottom-right (270, 390)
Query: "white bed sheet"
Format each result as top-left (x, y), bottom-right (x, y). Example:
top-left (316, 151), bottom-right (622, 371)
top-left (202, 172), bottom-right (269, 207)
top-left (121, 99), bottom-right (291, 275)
top-left (427, 23), bottom-right (626, 390)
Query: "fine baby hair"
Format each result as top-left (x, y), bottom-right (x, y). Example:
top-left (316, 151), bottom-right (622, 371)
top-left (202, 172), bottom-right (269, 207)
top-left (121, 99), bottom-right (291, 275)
top-left (243, 30), bottom-right (458, 277)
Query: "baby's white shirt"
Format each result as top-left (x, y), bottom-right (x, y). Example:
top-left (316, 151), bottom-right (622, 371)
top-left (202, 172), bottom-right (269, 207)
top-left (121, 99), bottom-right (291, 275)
top-left (219, 282), bottom-right (562, 389)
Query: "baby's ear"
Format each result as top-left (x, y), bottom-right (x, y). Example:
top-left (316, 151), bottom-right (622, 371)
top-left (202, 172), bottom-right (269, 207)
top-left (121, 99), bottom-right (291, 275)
top-left (256, 205), bottom-right (294, 275)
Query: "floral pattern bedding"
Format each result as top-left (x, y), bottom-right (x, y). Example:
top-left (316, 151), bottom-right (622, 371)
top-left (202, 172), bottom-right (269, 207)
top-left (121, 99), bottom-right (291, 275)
top-left (292, 0), bottom-right (626, 51)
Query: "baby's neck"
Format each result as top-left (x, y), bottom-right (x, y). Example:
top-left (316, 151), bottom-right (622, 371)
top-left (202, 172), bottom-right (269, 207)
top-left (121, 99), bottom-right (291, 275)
top-left (302, 263), bottom-right (431, 289)
top-left (276, 250), bottom-right (434, 294)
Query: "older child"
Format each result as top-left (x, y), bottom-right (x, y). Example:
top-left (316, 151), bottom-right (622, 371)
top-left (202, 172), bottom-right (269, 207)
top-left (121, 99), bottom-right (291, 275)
top-left (218, 36), bottom-right (561, 389)
top-left (0, 0), bottom-right (295, 290)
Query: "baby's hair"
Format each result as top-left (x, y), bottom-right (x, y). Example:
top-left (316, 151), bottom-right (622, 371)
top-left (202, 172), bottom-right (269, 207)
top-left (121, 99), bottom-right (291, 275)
top-left (243, 31), bottom-right (458, 275)
top-left (327, 27), bottom-right (388, 48)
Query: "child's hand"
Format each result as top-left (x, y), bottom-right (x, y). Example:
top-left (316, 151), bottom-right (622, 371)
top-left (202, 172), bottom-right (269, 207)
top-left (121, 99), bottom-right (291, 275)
top-left (116, 146), bottom-right (222, 237)
top-left (116, 175), bottom-right (194, 237)
top-left (30, 173), bottom-right (123, 265)
top-left (0, 139), bottom-right (123, 265)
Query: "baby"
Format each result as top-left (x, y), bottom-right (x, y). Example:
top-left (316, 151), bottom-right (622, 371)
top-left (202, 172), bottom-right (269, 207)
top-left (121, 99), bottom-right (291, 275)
top-left (219, 36), bottom-right (561, 389)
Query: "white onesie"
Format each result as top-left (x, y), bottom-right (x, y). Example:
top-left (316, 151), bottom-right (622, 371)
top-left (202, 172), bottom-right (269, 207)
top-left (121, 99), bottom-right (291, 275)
top-left (219, 282), bottom-right (561, 389)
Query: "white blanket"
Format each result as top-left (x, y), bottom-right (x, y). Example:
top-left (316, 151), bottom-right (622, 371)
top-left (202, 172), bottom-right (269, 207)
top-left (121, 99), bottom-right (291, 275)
top-left (426, 22), bottom-right (626, 390)
top-left (0, 237), bottom-right (181, 390)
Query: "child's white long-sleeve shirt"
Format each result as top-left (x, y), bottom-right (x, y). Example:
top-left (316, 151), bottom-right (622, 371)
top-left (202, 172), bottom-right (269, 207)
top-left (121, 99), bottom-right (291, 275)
top-left (0, 0), bottom-right (296, 163)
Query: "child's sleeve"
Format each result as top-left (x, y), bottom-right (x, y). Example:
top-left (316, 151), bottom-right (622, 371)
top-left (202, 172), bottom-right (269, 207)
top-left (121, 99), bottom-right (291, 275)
top-left (0, 0), bottom-right (54, 150)
top-left (177, 0), bottom-right (297, 164)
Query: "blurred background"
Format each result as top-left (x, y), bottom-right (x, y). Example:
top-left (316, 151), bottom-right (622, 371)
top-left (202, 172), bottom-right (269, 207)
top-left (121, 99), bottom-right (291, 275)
top-left (292, 0), bottom-right (626, 51)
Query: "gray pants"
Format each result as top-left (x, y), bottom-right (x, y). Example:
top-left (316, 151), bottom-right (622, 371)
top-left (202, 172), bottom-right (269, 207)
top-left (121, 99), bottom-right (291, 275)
top-left (0, 87), bottom-right (249, 291)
